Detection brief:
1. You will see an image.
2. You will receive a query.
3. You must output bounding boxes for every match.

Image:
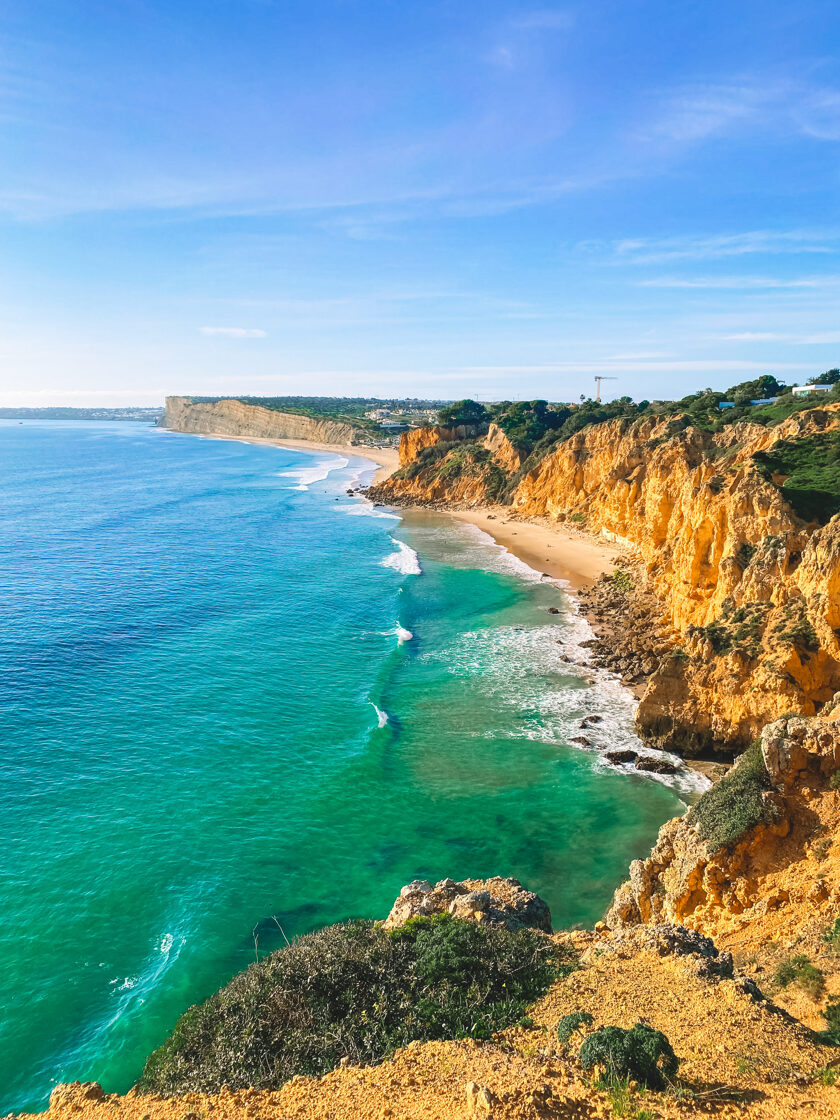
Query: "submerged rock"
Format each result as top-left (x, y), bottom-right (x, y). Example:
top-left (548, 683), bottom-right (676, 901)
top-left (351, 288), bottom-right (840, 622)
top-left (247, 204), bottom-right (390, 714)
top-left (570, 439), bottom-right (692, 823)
top-left (605, 748), bottom-right (638, 765)
top-left (634, 756), bottom-right (678, 775)
top-left (383, 876), bottom-right (552, 933)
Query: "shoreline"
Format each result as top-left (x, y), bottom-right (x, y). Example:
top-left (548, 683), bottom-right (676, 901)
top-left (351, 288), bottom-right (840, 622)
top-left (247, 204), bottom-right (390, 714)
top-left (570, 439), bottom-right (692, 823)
top-left (439, 507), bottom-right (622, 591)
top-left (191, 431), bottom-right (400, 484)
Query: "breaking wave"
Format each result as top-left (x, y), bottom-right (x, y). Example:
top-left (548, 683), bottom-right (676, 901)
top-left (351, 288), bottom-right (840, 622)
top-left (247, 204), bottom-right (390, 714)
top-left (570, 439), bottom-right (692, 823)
top-left (381, 538), bottom-right (421, 575)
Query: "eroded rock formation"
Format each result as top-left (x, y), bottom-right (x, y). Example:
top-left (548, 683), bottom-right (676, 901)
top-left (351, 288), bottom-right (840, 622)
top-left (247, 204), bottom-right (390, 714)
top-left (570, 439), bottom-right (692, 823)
top-left (606, 710), bottom-right (840, 943)
top-left (383, 876), bottom-right (552, 933)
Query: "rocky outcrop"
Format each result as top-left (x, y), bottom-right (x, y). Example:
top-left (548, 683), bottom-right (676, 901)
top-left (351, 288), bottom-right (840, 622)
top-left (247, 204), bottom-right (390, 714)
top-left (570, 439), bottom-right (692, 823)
top-left (161, 396), bottom-right (363, 445)
top-left (606, 710), bottom-right (840, 941)
top-left (383, 876), bottom-right (552, 933)
top-left (482, 424), bottom-right (522, 473)
top-left (375, 405), bottom-right (840, 753)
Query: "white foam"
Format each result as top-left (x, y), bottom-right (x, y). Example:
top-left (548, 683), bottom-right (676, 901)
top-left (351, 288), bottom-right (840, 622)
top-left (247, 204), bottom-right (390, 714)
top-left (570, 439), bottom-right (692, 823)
top-left (396, 624), bottom-right (413, 643)
top-left (344, 500), bottom-right (401, 521)
top-left (449, 521), bottom-right (567, 586)
top-left (371, 703), bottom-right (390, 728)
top-left (381, 538), bottom-right (422, 575)
top-left (277, 456), bottom-right (348, 490)
top-left (419, 611), bottom-right (708, 798)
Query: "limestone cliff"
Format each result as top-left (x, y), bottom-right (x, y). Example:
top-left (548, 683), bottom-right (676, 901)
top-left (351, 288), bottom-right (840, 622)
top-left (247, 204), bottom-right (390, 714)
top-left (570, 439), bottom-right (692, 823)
top-left (374, 405), bottom-right (840, 754)
top-left (606, 709), bottom-right (840, 1030)
top-left (161, 396), bottom-right (364, 446)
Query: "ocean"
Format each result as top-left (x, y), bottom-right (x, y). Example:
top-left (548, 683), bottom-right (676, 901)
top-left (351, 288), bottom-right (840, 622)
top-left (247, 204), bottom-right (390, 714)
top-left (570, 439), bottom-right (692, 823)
top-left (0, 421), bottom-right (691, 1112)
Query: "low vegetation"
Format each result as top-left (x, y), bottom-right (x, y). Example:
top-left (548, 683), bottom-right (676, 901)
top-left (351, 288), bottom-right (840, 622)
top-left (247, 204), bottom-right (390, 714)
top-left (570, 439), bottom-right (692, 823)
top-left (753, 430), bottom-right (840, 523)
top-left (773, 956), bottom-right (825, 999)
top-left (688, 741), bottom-right (775, 852)
top-left (556, 1010), bottom-right (594, 1048)
top-left (692, 599), bottom-right (771, 659)
top-left (578, 1022), bottom-right (679, 1090)
top-left (823, 917), bottom-right (840, 954)
top-left (820, 1000), bottom-right (840, 1046)
top-left (139, 915), bottom-right (567, 1094)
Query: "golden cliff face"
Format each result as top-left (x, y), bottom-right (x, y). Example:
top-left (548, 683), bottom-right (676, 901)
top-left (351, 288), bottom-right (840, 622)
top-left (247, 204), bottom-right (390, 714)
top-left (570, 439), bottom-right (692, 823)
top-left (382, 422), bottom-right (509, 505)
top-left (162, 396), bottom-right (362, 446)
top-left (606, 710), bottom-right (840, 1028)
top-left (378, 406), bottom-right (840, 753)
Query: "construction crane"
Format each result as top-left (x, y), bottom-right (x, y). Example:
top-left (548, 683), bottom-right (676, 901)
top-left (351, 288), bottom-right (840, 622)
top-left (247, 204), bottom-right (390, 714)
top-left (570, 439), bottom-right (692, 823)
top-left (593, 375), bottom-right (617, 403)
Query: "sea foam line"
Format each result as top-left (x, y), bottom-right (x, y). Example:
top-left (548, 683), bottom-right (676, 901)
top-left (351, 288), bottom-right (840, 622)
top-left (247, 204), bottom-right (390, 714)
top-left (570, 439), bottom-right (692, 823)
top-left (381, 538), bottom-right (421, 576)
top-left (277, 456), bottom-right (348, 490)
top-left (371, 703), bottom-right (390, 728)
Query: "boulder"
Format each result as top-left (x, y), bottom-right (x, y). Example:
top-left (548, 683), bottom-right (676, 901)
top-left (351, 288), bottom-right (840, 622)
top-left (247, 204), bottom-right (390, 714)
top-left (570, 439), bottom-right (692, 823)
top-left (383, 876), bottom-right (551, 933)
top-left (605, 749), bottom-right (638, 765)
top-left (635, 756), bottom-right (678, 775)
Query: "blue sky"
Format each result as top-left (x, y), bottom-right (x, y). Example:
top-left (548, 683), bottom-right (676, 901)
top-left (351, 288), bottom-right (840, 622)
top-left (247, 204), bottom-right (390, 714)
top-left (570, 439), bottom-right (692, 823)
top-left (2, 0), bottom-right (840, 406)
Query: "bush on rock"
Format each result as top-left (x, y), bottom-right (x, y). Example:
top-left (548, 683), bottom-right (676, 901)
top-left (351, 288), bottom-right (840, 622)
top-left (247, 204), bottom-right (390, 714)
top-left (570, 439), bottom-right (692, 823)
top-left (139, 914), bottom-right (564, 1094)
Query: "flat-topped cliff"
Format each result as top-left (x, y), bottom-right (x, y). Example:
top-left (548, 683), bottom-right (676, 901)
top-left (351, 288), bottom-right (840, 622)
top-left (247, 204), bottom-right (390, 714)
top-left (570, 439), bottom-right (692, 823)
top-left (161, 396), bottom-right (364, 445)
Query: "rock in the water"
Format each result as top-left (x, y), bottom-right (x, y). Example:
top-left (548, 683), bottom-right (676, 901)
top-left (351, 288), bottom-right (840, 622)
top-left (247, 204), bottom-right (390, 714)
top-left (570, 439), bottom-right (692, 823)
top-left (383, 876), bottom-right (551, 932)
top-left (634, 756), bottom-right (678, 774)
top-left (571, 735), bottom-right (592, 746)
top-left (605, 748), bottom-right (638, 765)
top-left (580, 715), bottom-right (604, 727)
top-left (547, 606), bottom-right (561, 614)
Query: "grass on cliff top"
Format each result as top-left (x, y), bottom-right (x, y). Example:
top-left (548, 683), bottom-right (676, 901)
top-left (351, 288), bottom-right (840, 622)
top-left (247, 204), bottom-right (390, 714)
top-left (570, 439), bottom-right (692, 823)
top-left (139, 914), bottom-right (569, 1095)
top-left (752, 430), bottom-right (840, 524)
top-left (688, 742), bottom-right (774, 853)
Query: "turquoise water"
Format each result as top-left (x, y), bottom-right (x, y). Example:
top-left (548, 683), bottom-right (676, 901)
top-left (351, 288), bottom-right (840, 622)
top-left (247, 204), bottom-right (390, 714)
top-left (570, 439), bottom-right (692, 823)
top-left (0, 422), bottom-right (687, 1112)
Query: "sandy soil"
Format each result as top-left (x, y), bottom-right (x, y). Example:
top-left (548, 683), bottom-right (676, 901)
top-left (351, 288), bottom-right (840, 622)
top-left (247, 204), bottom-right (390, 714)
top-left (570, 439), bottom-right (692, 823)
top-left (198, 433), bottom-right (400, 484)
top-left (446, 508), bottom-right (622, 590)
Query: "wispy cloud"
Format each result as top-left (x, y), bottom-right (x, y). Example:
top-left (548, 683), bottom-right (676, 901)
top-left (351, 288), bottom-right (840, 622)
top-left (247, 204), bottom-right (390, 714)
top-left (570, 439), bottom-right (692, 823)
top-left (723, 330), bottom-right (840, 344)
top-left (639, 275), bottom-right (840, 290)
top-left (645, 77), bottom-right (840, 146)
top-left (605, 229), bottom-right (840, 264)
top-left (604, 351), bottom-right (674, 360)
top-left (199, 326), bottom-right (267, 338)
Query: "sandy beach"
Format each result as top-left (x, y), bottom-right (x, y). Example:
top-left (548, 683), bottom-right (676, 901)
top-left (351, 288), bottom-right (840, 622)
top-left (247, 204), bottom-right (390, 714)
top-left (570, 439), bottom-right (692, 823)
top-left (198, 433), bottom-right (400, 484)
top-left (447, 508), bottom-right (622, 590)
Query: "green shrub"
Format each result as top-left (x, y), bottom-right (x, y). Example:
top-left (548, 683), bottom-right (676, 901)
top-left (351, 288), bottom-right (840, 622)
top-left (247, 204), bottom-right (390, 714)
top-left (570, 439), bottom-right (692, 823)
top-left (773, 956), bottom-right (824, 998)
top-left (822, 917), bottom-right (840, 955)
top-left (830, 772), bottom-right (840, 791)
top-left (737, 542), bottom-right (757, 566)
top-left (819, 999), bottom-right (840, 1046)
top-left (437, 399), bottom-right (489, 426)
top-left (688, 741), bottom-right (774, 853)
top-left (694, 600), bottom-right (770, 659)
top-left (752, 431), bottom-right (840, 524)
top-left (139, 916), bottom-right (563, 1094)
top-left (579, 1023), bottom-right (679, 1090)
top-left (609, 569), bottom-right (634, 594)
top-left (557, 1010), bottom-right (594, 1047)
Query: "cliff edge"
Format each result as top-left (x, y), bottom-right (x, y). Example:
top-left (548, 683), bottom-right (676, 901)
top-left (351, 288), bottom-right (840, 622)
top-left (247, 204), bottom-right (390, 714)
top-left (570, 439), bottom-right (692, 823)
top-left (161, 396), bottom-right (364, 446)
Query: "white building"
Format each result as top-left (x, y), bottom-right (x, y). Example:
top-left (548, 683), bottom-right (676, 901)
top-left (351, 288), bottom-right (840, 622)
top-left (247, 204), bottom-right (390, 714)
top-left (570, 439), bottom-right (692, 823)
top-left (792, 384), bottom-right (830, 397)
